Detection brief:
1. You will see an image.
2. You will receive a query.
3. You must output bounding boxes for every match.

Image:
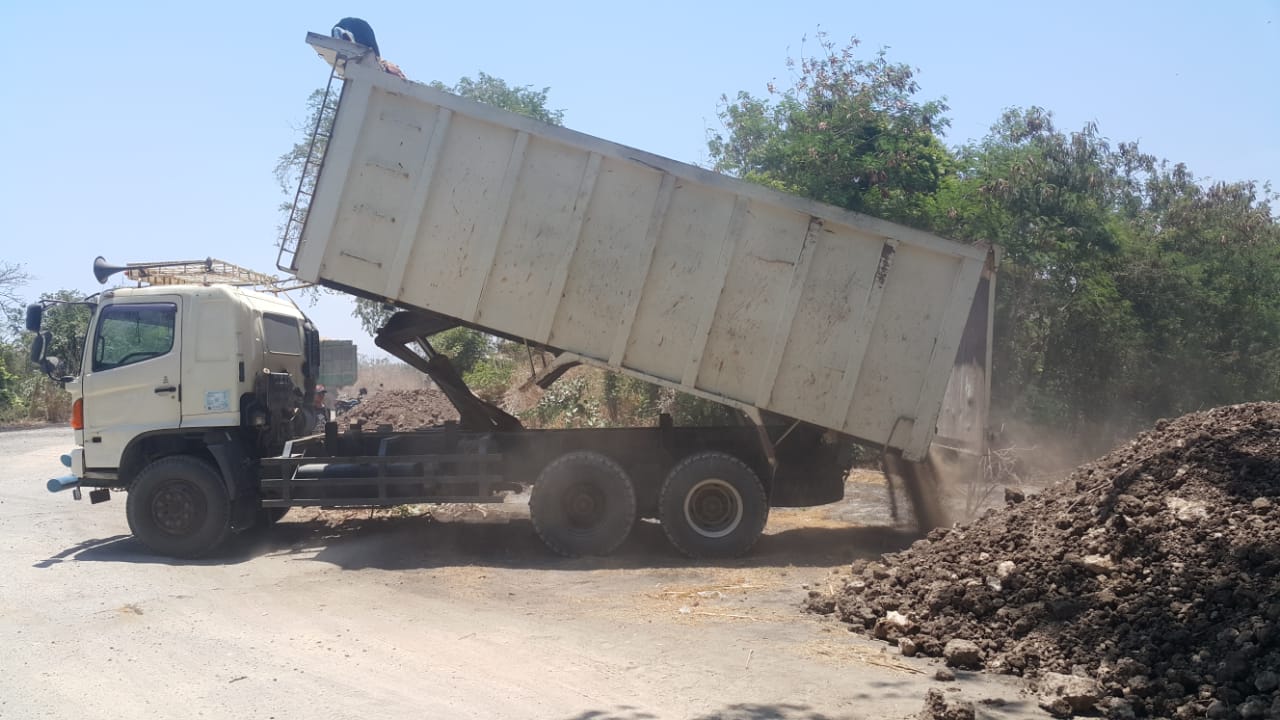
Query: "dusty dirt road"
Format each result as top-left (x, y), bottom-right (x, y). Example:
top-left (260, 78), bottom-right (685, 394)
top-left (0, 427), bottom-right (1046, 719)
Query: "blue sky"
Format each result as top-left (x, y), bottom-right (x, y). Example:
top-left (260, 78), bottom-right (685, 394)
top-left (2, 0), bottom-right (1277, 359)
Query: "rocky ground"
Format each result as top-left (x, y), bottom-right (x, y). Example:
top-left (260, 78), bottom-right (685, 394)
top-left (810, 403), bottom-right (1280, 719)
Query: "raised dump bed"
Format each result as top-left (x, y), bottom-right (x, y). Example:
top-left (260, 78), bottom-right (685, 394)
top-left (283, 33), bottom-right (996, 463)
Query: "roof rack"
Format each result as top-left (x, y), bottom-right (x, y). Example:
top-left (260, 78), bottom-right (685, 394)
top-left (96, 256), bottom-right (310, 293)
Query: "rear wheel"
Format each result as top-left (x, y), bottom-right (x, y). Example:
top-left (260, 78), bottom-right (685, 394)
top-left (659, 452), bottom-right (768, 559)
top-left (530, 451), bottom-right (636, 557)
top-left (125, 455), bottom-right (231, 558)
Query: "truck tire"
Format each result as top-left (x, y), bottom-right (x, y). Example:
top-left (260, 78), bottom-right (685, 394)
top-left (125, 455), bottom-right (232, 558)
top-left (530, 451), bottom-right (636, 557)
top-left (659, 452), bottom-right (768, 559)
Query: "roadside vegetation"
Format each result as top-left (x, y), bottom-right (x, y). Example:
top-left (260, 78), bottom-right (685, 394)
top-left (1, 282), bottom-right (88, 424)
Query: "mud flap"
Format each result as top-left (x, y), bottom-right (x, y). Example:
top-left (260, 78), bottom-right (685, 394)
top-left (204, 431), bottom-right (258, 531)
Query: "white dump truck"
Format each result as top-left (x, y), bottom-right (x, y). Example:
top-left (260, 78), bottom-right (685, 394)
top-left (32, 31), bottom-right (997, 560)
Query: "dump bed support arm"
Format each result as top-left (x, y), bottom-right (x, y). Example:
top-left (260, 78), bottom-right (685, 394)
top-left (374, 311), bottom-right (523, 432)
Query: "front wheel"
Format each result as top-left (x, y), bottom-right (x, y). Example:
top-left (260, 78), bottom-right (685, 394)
top-left (126, 455), bottom-right (231, 558)
top-left (659, 452), bottom-right (769, 559)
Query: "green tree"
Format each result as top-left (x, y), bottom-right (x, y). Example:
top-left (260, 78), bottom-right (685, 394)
top-left (32, 290), bottom-right (94, 376)
top-left (1118, 168), bottom-right (1280, 421)
top-left (0, 264), bottom-right (33, 417)
top-left (433, 73), bottom-right (564, 125)
top-left (274, 89), bottom-right (338, 202)
top-left (933, 107), bottom-right (1280, 449)
top-left (934, 109), bottom-right (1144, 434)
top-left (1, 289), bottom-right (93, 421)
top-left (707, 31), bottom-right (953, 227)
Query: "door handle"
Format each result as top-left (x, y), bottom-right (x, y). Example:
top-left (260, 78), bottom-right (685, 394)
top-left (154, 385), bottom-right (177, 394)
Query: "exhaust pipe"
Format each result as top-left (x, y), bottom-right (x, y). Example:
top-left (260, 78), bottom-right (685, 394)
top-left (47, 475), bottom-right (80, 493)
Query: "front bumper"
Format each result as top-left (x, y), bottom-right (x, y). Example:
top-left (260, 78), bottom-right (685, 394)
top-left (47, 475), bottom-right (80, 493)
top-left (47, 449), bottom-right (85, 493)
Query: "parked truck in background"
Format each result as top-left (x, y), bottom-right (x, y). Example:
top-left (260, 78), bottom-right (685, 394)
top-left (318, 339), bottom-right (358, 390)
top-left (29, 30), bottom-right (998, 560)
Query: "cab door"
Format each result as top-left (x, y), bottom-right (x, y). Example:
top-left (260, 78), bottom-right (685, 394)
top-left (80, 298), bottom-right (182, 471)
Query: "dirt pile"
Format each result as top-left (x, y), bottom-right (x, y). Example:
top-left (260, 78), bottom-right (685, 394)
top-left (338, 388), bottom-right (460, 431)
top-left (809, 402), bottom-right (1280, 718)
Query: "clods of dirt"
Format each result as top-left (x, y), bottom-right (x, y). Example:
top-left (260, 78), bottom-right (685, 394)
top-left (917, 689), bottom-right (974, 720)
top-left (808, 402), bottom-right (1280, 718)
top-left (338, 388), bottom-right (460, 431)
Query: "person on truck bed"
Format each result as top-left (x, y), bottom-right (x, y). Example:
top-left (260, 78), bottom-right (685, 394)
top-left (331, 17), bottom-right (406, 80)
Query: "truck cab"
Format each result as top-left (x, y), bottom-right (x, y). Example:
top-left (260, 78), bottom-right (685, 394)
top-left (33, 259), bottom-right (320, 556)
top-left (70, 283), bottom-right (315, 476)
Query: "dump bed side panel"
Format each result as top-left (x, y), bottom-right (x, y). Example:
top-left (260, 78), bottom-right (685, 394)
top-left (294, 58), bottom-right (990, 459)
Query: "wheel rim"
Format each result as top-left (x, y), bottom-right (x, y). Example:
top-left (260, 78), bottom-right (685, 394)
top-left (562, 480), bottom-right (607, 535)
top-left (684, 478), bottom-right (743, 538)
top-left (151, 480), bottom-right (207, 537)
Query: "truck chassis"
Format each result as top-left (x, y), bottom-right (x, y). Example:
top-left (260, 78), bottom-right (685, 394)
top-left (81, 306), bottom-right (851, 560)
top-left (247, 307), bottom-right (850, 559)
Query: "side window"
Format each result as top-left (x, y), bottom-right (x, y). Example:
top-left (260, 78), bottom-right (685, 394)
top-left (92, 303), bottom-right (177, 371)
top-left (263, 313), bottom-right (302, 355)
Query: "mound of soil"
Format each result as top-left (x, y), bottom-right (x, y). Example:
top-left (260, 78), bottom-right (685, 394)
top-left (339, 388), bottom-right (460, 431)
top-left (809, 402), bottom-right (1280, 719)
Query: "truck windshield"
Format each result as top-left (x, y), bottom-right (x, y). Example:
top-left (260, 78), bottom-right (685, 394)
top-left (92, 303), bottom-right (176, 371)
top-left (263, 313), bottom-right (302, 355)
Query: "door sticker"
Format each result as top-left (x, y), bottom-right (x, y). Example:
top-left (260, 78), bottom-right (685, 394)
top-left (205, 390), bottom-right (231, 412)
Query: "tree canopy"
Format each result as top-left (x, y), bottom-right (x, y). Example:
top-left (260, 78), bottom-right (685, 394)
top-left (708, 31), bottom-right (952, 227)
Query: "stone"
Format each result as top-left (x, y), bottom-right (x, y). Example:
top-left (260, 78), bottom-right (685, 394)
top-left (1254, 670), bottom-right (1279, 693)
top-left (1239, 696), bottom-right (1268, 719)
top-left (943, 639), bottom-right (983, 669)
top-left (918, 688), bottom-right (974, 720)
top-left (1166, 496), bottom-right (1208, 523)
top-left (1038, 697), bottom-right (1073, 718)
top-left (1080, 554), bottom-right (1116, 575)
top-left (1037, 672), bottom-right (1103, 714)
top-left (1098, 697), bottom-right (1136, 720)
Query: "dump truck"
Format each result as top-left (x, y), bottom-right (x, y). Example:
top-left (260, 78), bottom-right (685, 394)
top-left (31, 30), bottom-right (997, 560)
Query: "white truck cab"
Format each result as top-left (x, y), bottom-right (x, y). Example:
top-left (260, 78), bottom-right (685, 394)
top-left (70, 283), bottom-right (313, 475)
top-left (32, 258), bottom-right (321, 556)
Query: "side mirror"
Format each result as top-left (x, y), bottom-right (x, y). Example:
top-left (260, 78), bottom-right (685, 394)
top-left (25, 303), bottom-right (43, 332)
top-left (29, 332), bottom-right (46, 364)
top-left (40, 356), bottom-right (64, 378)
top-left (30, 333), bottom-right (67, 382)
